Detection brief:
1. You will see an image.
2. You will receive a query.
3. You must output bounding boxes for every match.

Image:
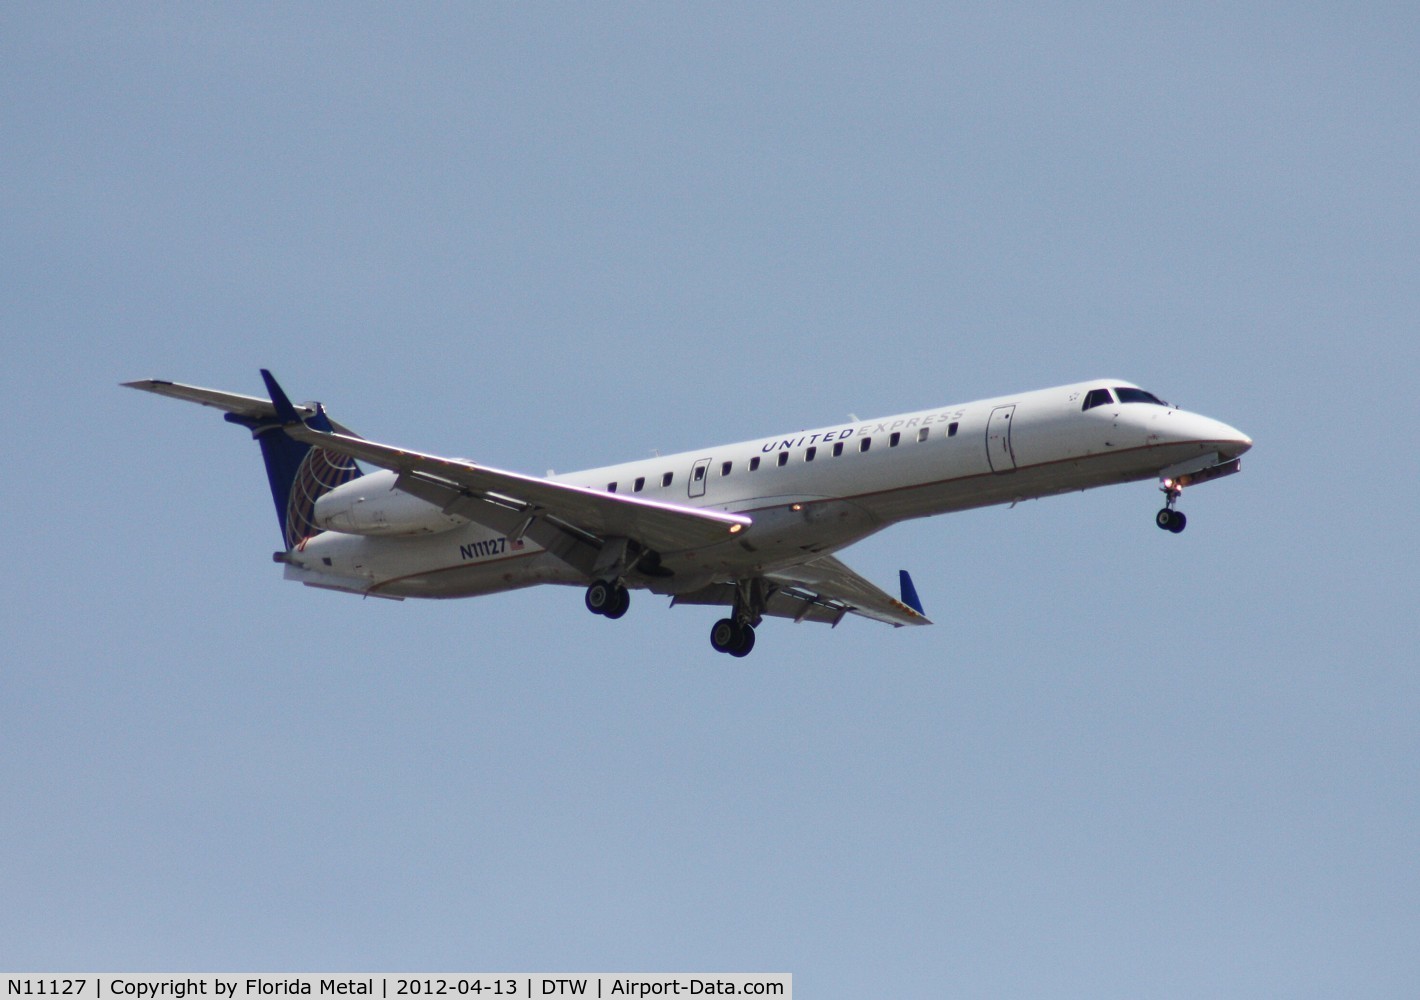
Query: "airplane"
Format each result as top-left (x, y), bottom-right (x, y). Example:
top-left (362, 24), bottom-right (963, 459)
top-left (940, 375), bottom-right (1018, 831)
top-left (125, 371), bottom-right (1252, 656)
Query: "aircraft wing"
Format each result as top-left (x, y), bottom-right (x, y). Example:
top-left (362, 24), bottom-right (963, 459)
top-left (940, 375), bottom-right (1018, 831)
top-left (766, 555), bottom-right (932, 627)
top-left (284, 426), bottom-right (751, 553)
top-left (672, 555), bottom-right (932, 628)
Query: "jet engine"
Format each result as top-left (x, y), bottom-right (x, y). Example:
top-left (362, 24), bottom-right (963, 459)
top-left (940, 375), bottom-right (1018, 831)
top-left (312, 470), bottom-right (470, 536)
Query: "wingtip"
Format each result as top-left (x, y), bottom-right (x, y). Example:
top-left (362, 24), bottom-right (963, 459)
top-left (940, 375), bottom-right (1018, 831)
top-left (898, 569), bottom-right (926, 617)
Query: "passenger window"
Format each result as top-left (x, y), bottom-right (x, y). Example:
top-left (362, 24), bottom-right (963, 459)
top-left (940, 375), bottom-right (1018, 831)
top-left (917, 427), bottom-right (929, 443)
top-left (749, 457), bottom-right (760, 471)
top-left (661, 472), bottom-right (673, 488)
top-left (777, 452), bottom-right (789, 467)
top-left (608, 482), bottom-right (617, 493)
top-left (634, 477), bottom-right (645, 492)
top-left (1082, 388), bottom-right (1115, 411)
top-left (833, 442), bottom-right (844, 457)
top-left (721, 461), bottom-right (732, 476)
top-left (693, 466), bottom-right (705, 482)
top-left (860, 437), bottom-right (871, 453)
top-left (948, 422), bottom-right (958, 437)
top-left (805, 446), bottom-right (816, 462)
top-left (890, 432), bottom-right (901, 447)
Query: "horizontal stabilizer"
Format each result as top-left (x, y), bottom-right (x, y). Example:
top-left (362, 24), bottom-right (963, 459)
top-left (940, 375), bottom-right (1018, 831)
top-left (122, 378), bottom-right (358, 435)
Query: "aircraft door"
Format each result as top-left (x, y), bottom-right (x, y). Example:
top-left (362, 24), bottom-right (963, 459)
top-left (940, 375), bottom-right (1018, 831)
top-left (986, 405), bottom-right (1017, 473)
top-left (688, 457), bottom-right (712, 498)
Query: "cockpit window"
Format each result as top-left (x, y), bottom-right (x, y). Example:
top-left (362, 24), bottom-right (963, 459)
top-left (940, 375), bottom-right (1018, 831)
top-left (1082, 388), bottom-right (1115, 411)
top-left (1114, 387), bottom-right (1167, 406)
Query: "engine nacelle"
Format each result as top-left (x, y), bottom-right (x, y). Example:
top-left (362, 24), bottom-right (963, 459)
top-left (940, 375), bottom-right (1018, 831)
top-left (312, 470), bottom-right (470, 536)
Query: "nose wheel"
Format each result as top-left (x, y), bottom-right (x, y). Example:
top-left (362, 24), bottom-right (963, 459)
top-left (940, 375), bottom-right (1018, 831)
top-left (1155, 507), bottom-right (1187, 533)
top-left (1156, 480), bottom-right (1187, 533)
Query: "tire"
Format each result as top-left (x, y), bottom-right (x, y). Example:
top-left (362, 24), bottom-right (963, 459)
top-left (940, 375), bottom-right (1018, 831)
top-left (710, 618), bottom-right (738, 653)
top-left (1156, 508), bottom-right (1175, 531)
top-left (585, 579), bottom-right (614, 615)
top-left (730, 625), bottom-right (756, 657)
top-left (1169, 511), bottom-right (1187, 534)
top-left (603, 585), bottom-right (630, 619)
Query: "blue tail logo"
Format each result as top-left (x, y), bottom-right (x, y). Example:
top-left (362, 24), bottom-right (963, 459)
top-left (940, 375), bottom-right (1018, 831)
top-left (225, 373), bottom-right (362, 549)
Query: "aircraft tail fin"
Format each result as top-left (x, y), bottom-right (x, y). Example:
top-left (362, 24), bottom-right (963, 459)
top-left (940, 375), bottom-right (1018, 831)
top-left (123, 371), bottom-right (363, 549)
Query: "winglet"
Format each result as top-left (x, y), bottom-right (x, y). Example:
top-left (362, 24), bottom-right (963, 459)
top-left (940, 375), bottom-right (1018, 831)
top-left (898, 570), bottom-right (925, 616)
top-left (260, 369), bottom-right (300, 424)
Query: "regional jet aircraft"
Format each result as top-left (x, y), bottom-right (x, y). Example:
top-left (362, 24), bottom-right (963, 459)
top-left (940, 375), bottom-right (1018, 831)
top-left (126, 372), bottom-right (1251, 656)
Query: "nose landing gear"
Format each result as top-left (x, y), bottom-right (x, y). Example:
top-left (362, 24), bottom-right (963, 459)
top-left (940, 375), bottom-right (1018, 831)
top-left (1156, 480), bottom-right (1187, 533)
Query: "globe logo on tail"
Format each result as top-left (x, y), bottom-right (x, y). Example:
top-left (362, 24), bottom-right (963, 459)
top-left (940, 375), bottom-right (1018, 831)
top-left (285, 446), bottom-right (361, 550)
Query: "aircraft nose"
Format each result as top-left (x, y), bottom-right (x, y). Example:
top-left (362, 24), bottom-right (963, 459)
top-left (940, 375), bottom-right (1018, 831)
top-left (1215, 420), bottom-right (1253, 459)
top-left (1152, 410), bottom-right (1253, 458)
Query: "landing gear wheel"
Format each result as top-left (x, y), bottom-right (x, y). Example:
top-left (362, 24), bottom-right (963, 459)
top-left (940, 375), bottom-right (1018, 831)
top-left (1157, 478), bottom-right (1187, 534)
top-left (710, 618), bottom-right (739, 653)
top-left (1155, 508), bottom-right (1187, 533)
top-left (603, 584), bottom-right (630, 619)
top-left (586, 580), bottom-right (630, 617)
top-left (711, 618), bottom-right (756, 656)
top-left (729, 624), bottom-right (756, 657)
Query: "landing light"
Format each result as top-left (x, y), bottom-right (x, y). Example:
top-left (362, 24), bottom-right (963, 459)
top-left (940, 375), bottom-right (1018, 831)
top-left (791, 503), bottom-right (803, 512)
top-left (728, 524), bottom-right (743, 534)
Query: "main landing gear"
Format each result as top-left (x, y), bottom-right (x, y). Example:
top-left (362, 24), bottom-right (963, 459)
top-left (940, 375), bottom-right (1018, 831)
top-left (585, 578), bottom-right (630, 619)
top-left (1156, 479), bottom-right (1187, 534)
top-left (710, 617), bottom-right (756, 657)
top-left (708, 578), bottom-right (767, 657)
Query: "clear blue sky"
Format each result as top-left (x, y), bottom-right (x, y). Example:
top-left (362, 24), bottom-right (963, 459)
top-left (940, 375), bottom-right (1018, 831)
top-left (3, 4), bottom-right (1417, 994)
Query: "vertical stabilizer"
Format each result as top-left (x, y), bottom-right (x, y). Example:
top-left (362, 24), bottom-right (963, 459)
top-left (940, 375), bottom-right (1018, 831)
top-left (224, 372), bottom-right (362, 549)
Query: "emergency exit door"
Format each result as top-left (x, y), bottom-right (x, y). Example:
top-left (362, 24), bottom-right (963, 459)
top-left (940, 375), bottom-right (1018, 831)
top-left (986, 405), bottom-right (1017, 473)
top-left (688, 457), bottom-right (712, 498)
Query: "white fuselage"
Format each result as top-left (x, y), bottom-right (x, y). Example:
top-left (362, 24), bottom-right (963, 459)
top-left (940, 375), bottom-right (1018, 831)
top-left (286, 379), bottom-right (1251, 600)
